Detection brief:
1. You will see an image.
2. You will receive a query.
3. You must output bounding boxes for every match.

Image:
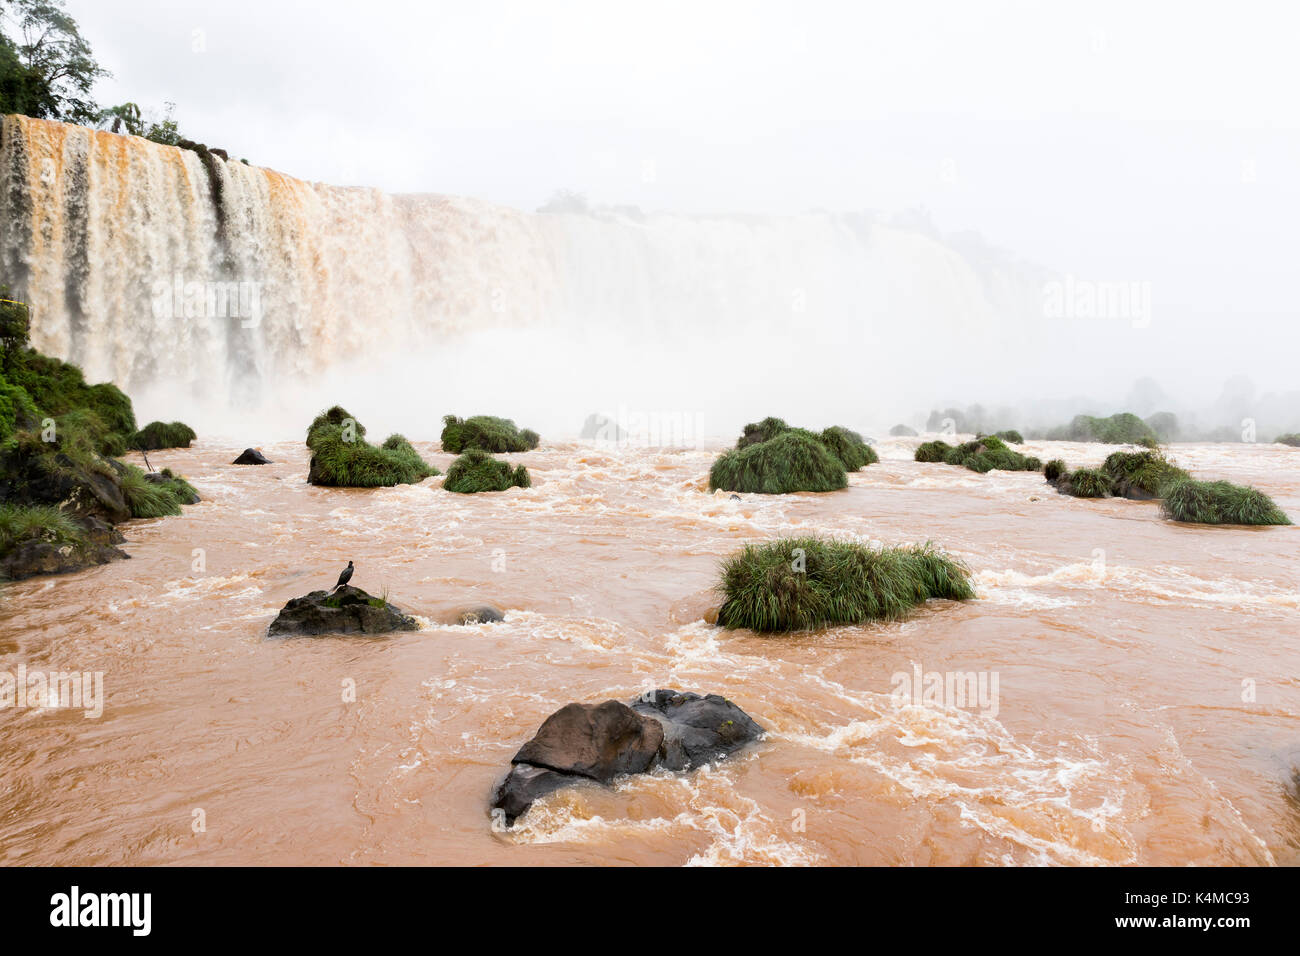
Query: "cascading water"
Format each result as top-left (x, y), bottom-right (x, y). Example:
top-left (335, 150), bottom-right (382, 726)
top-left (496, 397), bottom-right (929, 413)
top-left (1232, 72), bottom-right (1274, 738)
top-left (0, 114), bottom-right (1047, 436)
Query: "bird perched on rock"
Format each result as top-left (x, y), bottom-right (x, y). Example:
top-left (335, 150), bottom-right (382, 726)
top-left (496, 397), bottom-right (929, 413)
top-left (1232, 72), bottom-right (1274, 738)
top-left (332, 560), bottom-right (354, 591)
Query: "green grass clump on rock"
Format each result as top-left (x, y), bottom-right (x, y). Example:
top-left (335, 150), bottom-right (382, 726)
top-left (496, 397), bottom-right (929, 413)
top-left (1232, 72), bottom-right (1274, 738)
top-left (443, 449), bottom-right (531, 493)
top-left (818, 425), bottom-right (878, 470)
top-left (1160, 480), bottom-right (1291, 526)
top-left (1101, 450), bottom-right (1190, 498)
top-left (716, 537), bottom-right (975, 632)
top-left (1060, 467), bottom-right (1114, 499)
top-left (710, 431), bottom-right (847, 494)
top-left (0, 503), bottom-right (86, 558)
top-left (120, 464), bottom-right (184, 518)
top-left (914, 440), bottom-right (953, 463)
top-left (1274, 433), bottom-right (1300, 447)
top-left (994, 430), bottom-right (1024, 444)
top-left (1043, 459), bottom-right (1068, 482)
top-left (130, 420), bottom-right (197, 450)
top-left (440, 415), bottom-right (539, 454)
top-left (305, 406), bottom-right (437, 487)
top-left (941, 435), bottom-right (1041, 473)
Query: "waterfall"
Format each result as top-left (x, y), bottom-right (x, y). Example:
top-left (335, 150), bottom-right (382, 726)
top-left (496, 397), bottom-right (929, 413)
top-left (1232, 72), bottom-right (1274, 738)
top-left (0, 114), bottom-right (1048, 436)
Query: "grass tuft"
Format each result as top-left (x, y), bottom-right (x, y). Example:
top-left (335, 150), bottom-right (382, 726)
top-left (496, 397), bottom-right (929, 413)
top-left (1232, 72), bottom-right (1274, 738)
top-left (443, 449), bottom-right (531, 493)
top-left (1161, 479), bottom-right (1291, 525)
top-left (130, 420), bottom-right (196, 450)
top-left (716, 537), bottom-right (974, 632)
top-left (710, 431), bottom-right (847, 494)
top-left (440, 415), bottom-right (540, 453)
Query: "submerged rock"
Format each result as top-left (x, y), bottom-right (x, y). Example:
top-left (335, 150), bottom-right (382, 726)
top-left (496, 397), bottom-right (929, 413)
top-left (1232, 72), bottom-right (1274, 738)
top-left (232, 447), bottom-right (273, 465)
top-left (491, 689), bottom-right (764, 824)
top-left (454, 604), bottom-right (505, 625)
top-left (267, 585), bottom-right (419, 637)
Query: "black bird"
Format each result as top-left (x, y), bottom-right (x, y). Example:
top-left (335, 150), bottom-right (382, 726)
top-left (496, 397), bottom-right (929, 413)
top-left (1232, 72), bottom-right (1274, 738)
top-left (332, 561), bottom-right (354, 591)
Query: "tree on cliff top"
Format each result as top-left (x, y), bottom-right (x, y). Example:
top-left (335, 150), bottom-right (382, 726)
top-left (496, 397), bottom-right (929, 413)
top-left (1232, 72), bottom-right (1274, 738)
top-left (0, 0), bottom-right (106, 123)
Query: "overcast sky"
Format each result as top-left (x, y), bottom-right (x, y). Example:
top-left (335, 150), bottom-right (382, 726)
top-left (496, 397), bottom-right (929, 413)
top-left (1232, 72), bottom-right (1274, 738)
top-left (70, 0), bottom-right (1300, 386)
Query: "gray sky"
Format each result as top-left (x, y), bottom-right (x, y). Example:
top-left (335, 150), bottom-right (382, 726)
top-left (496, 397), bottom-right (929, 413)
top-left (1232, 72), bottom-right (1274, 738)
top-left (72, 0), bottom-right (1300, 393)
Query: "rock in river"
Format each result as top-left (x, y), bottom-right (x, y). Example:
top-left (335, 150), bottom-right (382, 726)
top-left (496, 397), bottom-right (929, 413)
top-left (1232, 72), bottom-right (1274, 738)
top-left (491, 689), bottom-right (764, 824)
top-left (267, 585), bottom-right (419, 637)
top-left (232, 447), bottom-right (274, 465)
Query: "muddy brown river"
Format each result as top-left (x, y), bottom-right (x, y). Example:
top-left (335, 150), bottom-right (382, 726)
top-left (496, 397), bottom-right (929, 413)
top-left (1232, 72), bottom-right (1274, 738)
top-left (1, 436), bottom-right (1297, 865)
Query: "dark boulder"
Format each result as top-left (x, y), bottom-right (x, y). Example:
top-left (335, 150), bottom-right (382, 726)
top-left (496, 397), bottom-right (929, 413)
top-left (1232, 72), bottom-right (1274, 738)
top-left (455, 604), bottom-right (505, 625)
top-left (631, 689), bottom-right (765, 771)
top-left (267, 585), bottom-right (420, 637)
top-left (512, 701), bottom-right (664, 781)
top-left (491, 689), bottom-right (764, 824)
top-left (232, 448), bottom-right (274, 465)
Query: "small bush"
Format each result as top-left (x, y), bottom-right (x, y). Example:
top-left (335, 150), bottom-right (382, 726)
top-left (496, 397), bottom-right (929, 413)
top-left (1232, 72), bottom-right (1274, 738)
top-left (818, 425), bottom-right (878, 471)
top-left (994, 429), bottom-right (1024, 444)
top-left (914, 440), bottom-right (953, 463)
top-left (1161, 480), bottom-right (1291, 526)
top-left (941, 435), bottom-right (1041, 473)
top-left (443, 449), bottom-right (531, 493)
top-left (1061, 467), bottom-right (1113, 498)
top-left (306, 408), bottom-right (436, 487)
top-left (1274, 433), bottom-right (1300, 447)
top-left (1048, 412), bottom-right (1157, 445)
top-left (130, 420), bottom-right (196, 450)
top-left (441, 415), bottom-right (539, 453)
top-left (1102, 450), bottom-right (1189, 498)
top-left (716, 537), bottom-right (975, 632)
top-left (709, 431), bottom-right (847, 494)
top-left (1044, 459), bottom-right (1068, 482)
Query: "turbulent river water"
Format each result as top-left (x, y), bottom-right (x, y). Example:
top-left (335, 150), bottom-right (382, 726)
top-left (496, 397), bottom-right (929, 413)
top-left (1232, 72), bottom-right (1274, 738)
top-left (1, 436), bottom-right (1297, 866)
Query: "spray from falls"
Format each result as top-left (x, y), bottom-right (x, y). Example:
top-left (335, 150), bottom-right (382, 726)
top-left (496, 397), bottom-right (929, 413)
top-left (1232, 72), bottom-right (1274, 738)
top-left (2, 115), bottom-right (1058, 439)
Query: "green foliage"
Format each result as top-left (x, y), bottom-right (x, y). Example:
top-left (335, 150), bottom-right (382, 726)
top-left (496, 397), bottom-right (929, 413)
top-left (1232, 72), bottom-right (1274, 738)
top-left (119, 464), bottom-right (182, 518)
top-left (1144, 412), bottom-right (1180, 442)
top-left (1101, 450), bottom-right (1189, 497)
top-left (709, 431), bottom-right (848, 494)
top-left (3, 348), bottom-right (136, 450)
top-left (1061, 467), bottom-right (1114, 499)
top-left (306, 404), bottom-right (366, 447)
top-left (0, 288), bottom-right (30, 362)
top-left (0, 502), bottom-right (84, 558)
top-left (1274, 433), bottom-right (1300, 447)
top-left (914, 440), bottom-right (953, 463)
top-left (305, 409), bottom-right (436, 488)
top-left (818, 425), bottom-right (878, 470)
top-left (1160, 479), bottom-right (1292, 526)
top-left (736, 416), bottom-right (793, 449)
top-left (993, 429), bottom-right (1024, 444)
top-left (940, 435), bottom-right (1041, 473)
top-left (443, 449), bottom-right (531, 493)
top-left (440, 414), bottom-right (540, 454)
top-left (0, 0), bottom-right (108, 124)
top-left (1048, 412), bottom-right (1157, 445)
top-left (130, 420), bottom-right (196, 450)
top-left (716, 537), bottom-right (975, 632)
top-left (1043, 459), bottom-right (1067, 482)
